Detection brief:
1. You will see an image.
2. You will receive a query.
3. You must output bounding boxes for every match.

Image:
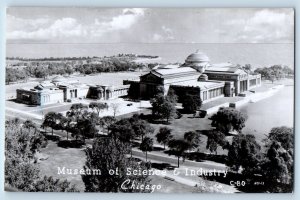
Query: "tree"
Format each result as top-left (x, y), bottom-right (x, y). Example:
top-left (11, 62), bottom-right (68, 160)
top-left (89, 102), bottom-right (108, 116)
top-left (184, 131), bottom-right (201, 151)
top-left (206, 130), bottom-right (228, 154)
top-left (264, 126), bottom-right (293, 151)
top-left (59, 116), bottom-right (71, 140)
top-left (111, 103), bottom-right (120, 117)
top-left (182, 94), bottom-right (202, 115)
top-left (282, 66), bottom-right (294, 76)
top-left (243, 64), bottom-right (252, 72)
top-left (82, 137), bottom-right (151, 192)
top-left (260, 126), bottom-right (294, 192)
top-left (168, 139), bottom-right (190, 167)
top-left (109, 118), bottom-right (135, 157)
top-left (35, 66), bottom-right (48, 79)
top-left (23, 120), bottom-right (37, 135)
top-left (156, 127), bottom-right (173, 149)
top-left (6, 68), bottom-right (17, 84)
top-left (227, 134), bottom-right (262, 175)
top-left (99, 116), bottom-right (117, 133)
top-left (42, 112), bottom-right (59, 135)
top-left (140, 137), bottom-right (153, 161)
top-left (5, 119), bottom-right (77, 192)
top-left (167, 88), bottom-right (178, 104)
top-left (131, 118), bottom-right (154, 141)
top-left (33, 176), bottom-right (78, 192)
top-left (151, 94), bottom-right (177, 123)
top-left (76, 118), bottom-right (98, 141)
top-left (254, 65), bottom-right (287, 83)
top-left (210, 107), bottom-right (247, 135)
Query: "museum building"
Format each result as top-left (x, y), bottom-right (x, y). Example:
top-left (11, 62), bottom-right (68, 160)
top-left (127, 51), bottom-right (261, 103)
top-left (16, 76), bottom-right (129, 105)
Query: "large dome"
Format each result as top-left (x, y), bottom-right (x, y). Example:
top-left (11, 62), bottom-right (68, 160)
top-left (185, 51), bottom-right (210, 63)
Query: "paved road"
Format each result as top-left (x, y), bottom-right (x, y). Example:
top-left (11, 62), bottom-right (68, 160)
top-left (131, 148), bottom-right (226, 171)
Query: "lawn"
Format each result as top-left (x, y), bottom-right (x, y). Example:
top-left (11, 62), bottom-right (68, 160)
top-left (37, 141), bottom-right (86, 191)
top-left (120, 109), bottom-right (227, 155)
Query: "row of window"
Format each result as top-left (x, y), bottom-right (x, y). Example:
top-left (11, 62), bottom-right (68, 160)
top-left (203, 87), bottom-right (224, 100)
top-left (210, 74), bottom-right (236, 79)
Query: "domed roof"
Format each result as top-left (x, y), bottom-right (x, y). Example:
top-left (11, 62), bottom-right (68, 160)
top-left (52, 76), bottom-right (67, 83)
top-left (185, 50), bottom-right (210, 63)
top-left (198, 74), bottom-right (208, 81)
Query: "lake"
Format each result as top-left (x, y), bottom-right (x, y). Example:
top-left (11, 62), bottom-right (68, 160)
top-left (239, 82), bottom-right (294, 142)
top-left (6, 43), bottom-right (294, 68)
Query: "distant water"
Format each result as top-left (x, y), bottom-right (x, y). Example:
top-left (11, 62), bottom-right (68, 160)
top-left (6, 43), bottom-right (294, 68)
top-left (239, 85), bottom-right (294, 142)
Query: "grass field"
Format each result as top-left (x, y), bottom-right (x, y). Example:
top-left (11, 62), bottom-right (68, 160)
top-left (38, 141), bottom-right (86, 191)
top-left (120, 109), bottom-right (227, 155)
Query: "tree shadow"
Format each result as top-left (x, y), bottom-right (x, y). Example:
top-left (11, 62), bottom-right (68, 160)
top-left (186, 152), bottom-right (227, 164)
top-left (57, 139), bottom-right (85, 148)
top-left (153, 146), bottom-right (165, 151)
top-left (44, 134), bottom-right (60, 142)
top-left (151, 162), bottom-right (176, 170)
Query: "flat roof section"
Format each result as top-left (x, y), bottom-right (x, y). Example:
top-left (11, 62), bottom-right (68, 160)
top-left (172, 80), bottom-right (225, 90)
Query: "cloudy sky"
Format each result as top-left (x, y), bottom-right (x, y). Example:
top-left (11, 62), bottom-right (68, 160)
top-left (6, 8), bottom-right (294, 44)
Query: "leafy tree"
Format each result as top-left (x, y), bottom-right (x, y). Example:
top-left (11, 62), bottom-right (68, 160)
top-left (156, 127), bottom-right (173, 149)
top-left (42, 112), bottom-right (61, 135)
top-left (89, 102), bottom-right (108, 115)
top-left (243, 64), bottom-right (252, 72)
top-left (167, 88), bottom-right (178, 104)
top-left (227, 134), bottom-right (262, 175)
top-left (33, 176), bottom-right (78, 192)
top-left (151, 94), bottom-right (177, 123)
top-left (5, 119), bottom-right (77, 192)
top-left (282, 66), bottom-right (294, 76)
top-left (76, 118), bottom-right (98, 141)
top-left (168, 139), bottom-right (190, 167)
top-left (182, 94), bottom-right (202, 115)
top-left (131, 118), bottom-right (154, 141)
top-left (260, 126), bottom-right (294, 192)
top-left (206, 130), bottom-right (228, 154)
top-left (6, 68), bottom-right (18, 84)
top-left (35, 66), bottom-right (48, 79)
top-left (59, 116), bottom-right (72, 140)
top-left (23, 120), bottom-right (37, 135)
top-left (109, 118), bottom-right (135, 157)
top-left (254, 65), bottom-right (289, 83)
top-left (184, 131), bottom-right (201, 151)
top-left (70, 103), bottom-right (88, 114)
top-left (140, 137), bottom-right (153, 161)
top-left (264, 126), bottom-right (293, 151)
top-left (99, 116), bottom-right (117, 133)
top-left (210, 107), bottom-right (247, 135)
top-left (82, 137), bottom-right (151, 192)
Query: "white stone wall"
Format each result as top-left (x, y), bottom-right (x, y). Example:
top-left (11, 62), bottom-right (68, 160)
top-left (40, 91), bottom-right (64, 105)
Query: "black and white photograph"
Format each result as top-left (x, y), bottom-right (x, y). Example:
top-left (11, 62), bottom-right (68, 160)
top-left (5, 7), bottom-right (294, 193)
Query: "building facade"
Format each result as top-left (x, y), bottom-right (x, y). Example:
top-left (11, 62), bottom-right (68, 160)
top-left (127, 51), bottom-right (261, 103)
top-left (16, 76), bottom-right (129, 105)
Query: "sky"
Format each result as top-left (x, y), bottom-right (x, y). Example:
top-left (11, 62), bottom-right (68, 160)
top-left (6, 8), bottom-right (294, 44)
